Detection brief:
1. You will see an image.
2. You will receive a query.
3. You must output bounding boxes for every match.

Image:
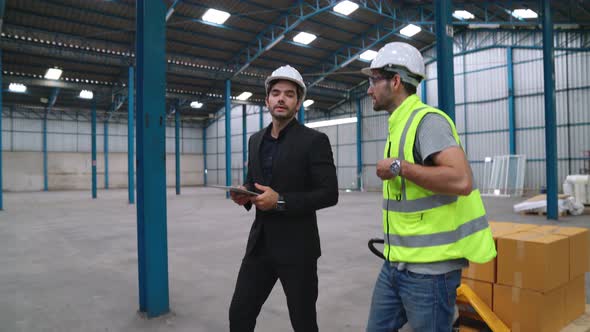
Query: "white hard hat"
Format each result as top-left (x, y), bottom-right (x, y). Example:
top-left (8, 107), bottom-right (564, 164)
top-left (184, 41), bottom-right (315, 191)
top-left (265, 65), bottom-right (306, 100)
top-left (361, 42), bottom-right (425, 86)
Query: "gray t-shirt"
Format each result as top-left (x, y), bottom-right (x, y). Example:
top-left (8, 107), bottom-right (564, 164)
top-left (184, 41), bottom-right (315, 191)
top-left (393, 113), bottom-right (468, 275)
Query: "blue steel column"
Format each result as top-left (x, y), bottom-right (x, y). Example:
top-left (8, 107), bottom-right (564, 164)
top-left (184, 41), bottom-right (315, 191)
top-left (136, 0), bottom-right (169, 317)
top-left (298, 105), bottom-right (304, 123)
top-left (507, 47), bottom-right (516, 155)
top-left (0, 49), bottom-right (3, 210)
top-left (420, 80), bottom-right (427, 103)
top-left (128, 66), bottom-right (135, 204)
top-left (435, 0), bottom-right (456, 121)
top-left (91, 100), bottom-right (97, 199)
top-left (43, 110), bottom-right (48, 191)
top-left (242, 104), bottom-right (247, 182)
top-left (542, 0), bottom-right (558, 220)
top-left (225, 80), bottom-right (231, 188)
top-left (175, 109), bottom-right (180, 195)
top-left (259, 105), bottom-right (264, 130)
top-left (356, 98), bottom-right (363, 191)
top-left (203, 124), bottom-right (207, 186)
top-left (104, 120), bottom-right (109, 189)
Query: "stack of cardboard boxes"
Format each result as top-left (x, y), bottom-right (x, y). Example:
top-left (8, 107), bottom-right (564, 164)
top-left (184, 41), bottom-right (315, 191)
top-left (461, 222), bottom-right (589, 332)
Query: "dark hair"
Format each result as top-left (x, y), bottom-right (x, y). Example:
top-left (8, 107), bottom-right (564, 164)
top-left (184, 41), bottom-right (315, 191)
top-left (377, 69), bottom-right (418, 95)
top-left (402, 81), bottom-right (417, 95)
top-left (267, 79), bottom-right (304, 103)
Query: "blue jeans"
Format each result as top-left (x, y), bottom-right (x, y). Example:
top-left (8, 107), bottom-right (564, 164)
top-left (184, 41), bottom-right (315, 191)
top-left (366, 262), bottom-right (461, 332)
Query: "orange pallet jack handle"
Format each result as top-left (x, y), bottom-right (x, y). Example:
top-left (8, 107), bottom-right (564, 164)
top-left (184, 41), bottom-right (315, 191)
top-left (457, 284), bottom-right (510, 332)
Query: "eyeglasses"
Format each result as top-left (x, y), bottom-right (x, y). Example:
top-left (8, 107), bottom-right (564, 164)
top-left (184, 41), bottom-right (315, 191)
top-left (368, 76), bottom-right (389, 87)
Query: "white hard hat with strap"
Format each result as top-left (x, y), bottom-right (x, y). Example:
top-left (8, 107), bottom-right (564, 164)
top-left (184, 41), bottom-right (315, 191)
top-left (265, 65), bottom-right (307, 100)
top-left (361, 42), bottom-right (426, 87)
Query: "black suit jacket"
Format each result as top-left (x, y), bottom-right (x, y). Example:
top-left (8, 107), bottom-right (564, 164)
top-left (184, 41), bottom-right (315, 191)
top-left (243, 120), bottom-right (338, 262)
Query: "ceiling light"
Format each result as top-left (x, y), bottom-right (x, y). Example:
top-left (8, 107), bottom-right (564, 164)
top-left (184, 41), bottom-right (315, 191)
top-left (306, 117), bottom-right (357, 129)
top-left (333, 1), bottom-right (359, 16)
top-left (468, 23), bottom-right (500, 29)
top-left (236, 91), bottom-right (252, 101)
top-left (303, 99), bottom-right (314, 108)
top-left (400, 24), bottom-right (421, 37)
top-left (359, 50), bottom-right (378, 62)
top-left (453, 10), bottom-right (475, 20)
top-left (8, 83), bottom-right (27, 93)
top-left (511, 9), bottom-right (538, 19)
top-left (202, 8), bottom-right (231, 24)
top-left (190, 101), bottom-right (203, 109)
top-left (79, 90), bottom-right (93, 99)
top-left (293, 32), bottom-right (317, 45)
top-left (44, 67), bottom-right (62, 80)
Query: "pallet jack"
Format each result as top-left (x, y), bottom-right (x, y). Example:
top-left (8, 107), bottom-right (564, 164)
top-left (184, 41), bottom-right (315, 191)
top-left (368, 239), bottom-right (510, 332)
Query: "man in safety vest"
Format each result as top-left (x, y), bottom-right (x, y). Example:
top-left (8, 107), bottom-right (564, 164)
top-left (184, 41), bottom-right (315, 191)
top-left (363, 42), bottom-right (496, 332)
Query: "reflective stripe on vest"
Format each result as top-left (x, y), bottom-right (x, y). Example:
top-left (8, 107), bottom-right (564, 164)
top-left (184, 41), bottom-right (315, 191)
top-left (396, 107), bottom-right (427, 201)
top-left (384, 215), bottom-right (488, 248)
top-left (383, 194), bottom-right (458, 212)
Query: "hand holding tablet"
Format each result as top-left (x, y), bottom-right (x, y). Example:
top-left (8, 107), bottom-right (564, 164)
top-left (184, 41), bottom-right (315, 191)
top-left (208, 185), bottom-right (259, 196)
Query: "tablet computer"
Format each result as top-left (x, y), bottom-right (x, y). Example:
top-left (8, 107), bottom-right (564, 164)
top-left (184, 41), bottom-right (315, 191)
top-left (208, 185), bottom-right (259, 196)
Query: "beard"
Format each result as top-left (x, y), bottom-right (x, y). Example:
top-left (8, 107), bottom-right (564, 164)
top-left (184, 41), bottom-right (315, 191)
top-left (372, 98), bottom-right (391, 112)
top-left (371, 87), bottom-right (394, 112)
top-left (270, 105), bottom-right (296, 120)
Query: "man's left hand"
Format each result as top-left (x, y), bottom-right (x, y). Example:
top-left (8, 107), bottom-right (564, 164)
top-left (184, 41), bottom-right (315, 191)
top-left (376, 158), bottom-right (395, 180)
top-left (252, 183), bottom-right (279, 211)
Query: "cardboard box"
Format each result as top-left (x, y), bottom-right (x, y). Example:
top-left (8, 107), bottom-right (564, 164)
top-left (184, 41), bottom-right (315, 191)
top-left (565, 275), bottom-right (586, 324)
top-left (497, 231), bottom-right (569, 292)
top-left (493, 283), bottom-right (565, 332)
top-left (461, 278), bottom-right (493, 308)
top-left (530, 225), bottom-right (590, 280)
top-left (462, 260), bottom-right (495, 283)
top-left (490, 222), bottom-right (539, 238)
top-left (462, 222), bottom-right (538, 283)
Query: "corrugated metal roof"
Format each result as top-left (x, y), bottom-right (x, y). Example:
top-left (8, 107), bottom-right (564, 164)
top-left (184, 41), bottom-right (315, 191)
top-left (3, 0), bottom-right (589, 120)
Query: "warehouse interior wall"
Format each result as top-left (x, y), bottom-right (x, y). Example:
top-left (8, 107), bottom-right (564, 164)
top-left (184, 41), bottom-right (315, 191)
top-left (257, 29), bottom-right (588, 193)
top-left (1, 108), bottom-right (203, 191)
top-left (3, 31), bottom-right (588, 194)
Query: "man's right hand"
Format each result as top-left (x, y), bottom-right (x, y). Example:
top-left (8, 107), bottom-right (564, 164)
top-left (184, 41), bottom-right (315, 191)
top-left (230, 186), bottom-right (252, 206)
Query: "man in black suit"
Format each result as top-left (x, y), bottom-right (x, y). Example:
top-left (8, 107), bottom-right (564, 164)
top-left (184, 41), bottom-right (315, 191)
top-left (228, 65), bottom-right (339, 332)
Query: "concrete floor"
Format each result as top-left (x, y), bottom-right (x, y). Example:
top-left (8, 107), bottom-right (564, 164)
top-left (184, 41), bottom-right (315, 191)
top-left (1, 188), bottom-right (588, 332)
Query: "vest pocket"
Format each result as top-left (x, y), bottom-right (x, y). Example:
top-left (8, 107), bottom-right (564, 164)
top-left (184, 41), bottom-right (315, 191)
top-left (393, 211), bottom-right (426, 236)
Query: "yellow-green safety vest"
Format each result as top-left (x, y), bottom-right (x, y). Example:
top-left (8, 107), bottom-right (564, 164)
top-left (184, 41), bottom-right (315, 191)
top-left (382, 94), bottom-right (496, 264)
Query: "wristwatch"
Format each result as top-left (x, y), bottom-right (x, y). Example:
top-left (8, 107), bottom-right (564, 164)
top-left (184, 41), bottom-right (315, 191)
top-left (276, 194), bottom-right (286, 211)
top-left (389, 159), bottom-right (402, 177)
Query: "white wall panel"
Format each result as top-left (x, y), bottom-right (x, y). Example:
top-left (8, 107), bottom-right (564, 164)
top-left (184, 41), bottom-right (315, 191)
top-left (1, 132), bottom-right (10, 151)
top-left (516, 129), bottom-right (545, 159)
top-left (246, 113), bottom-right (261, 133)
top-left (231, 135), bottom-right (242, 153)
top-left (338, 167), bottom-right (357, 190)
top-left (454, 73), bottom-right (465, 105)
top-left (48, 133), bottom-right (76, 152)
top-left (337, 123), bottom-right (356, 145)
top-left (515, 95), bottom-right (544, 128)
top-left (455, 105), bottom-right (466, 133)
top-left (569, 89), bottom-right (590, 123)
top-left (567, 52), bottom-right (590, 89)
top-left (466, 101), bottom-right (508, 132)
top-left (362, 115), bottom-right (388, 141)
top-left (465, 133), bottom-right (509, 161)
top-left (338, 144), bottom-right (356, 166)
top-left (109, 135), bottom-right (127, 153)
top-left (362, 165), bottom-right (380, 191)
